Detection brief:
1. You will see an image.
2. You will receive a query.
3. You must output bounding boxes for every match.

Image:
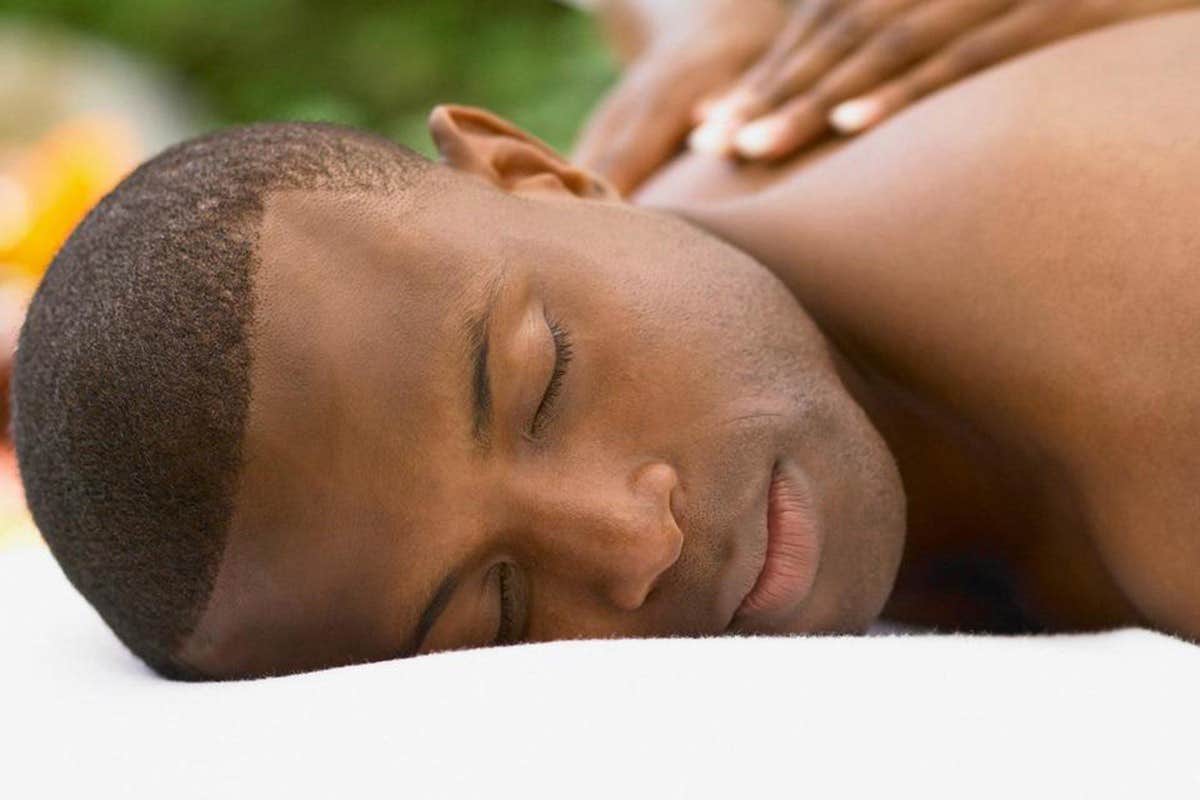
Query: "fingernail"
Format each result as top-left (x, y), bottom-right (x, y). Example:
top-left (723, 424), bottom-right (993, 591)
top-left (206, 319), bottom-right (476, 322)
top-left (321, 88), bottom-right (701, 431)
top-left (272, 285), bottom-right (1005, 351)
top-left (734, 120), bottom-right (781, 158)
top-left (689, 121), bottom-right (733, 155)
top-left (695, 97), bottom-right (719, 121)
top-left (829, 98), bottom-right (881, 134)
top-left (703, 100), bottom-right (740, 124)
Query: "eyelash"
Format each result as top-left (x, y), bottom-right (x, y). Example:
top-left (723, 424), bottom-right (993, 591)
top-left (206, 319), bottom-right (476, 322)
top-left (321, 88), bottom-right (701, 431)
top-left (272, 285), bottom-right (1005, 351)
top-left (495, 563), bottom-right (519, 645)
top-left (529, 317), bottom-right (573, 439)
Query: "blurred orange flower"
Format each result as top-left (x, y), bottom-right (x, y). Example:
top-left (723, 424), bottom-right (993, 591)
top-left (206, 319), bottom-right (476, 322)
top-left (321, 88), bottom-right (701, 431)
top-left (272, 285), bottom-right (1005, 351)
top-left (0, 116), bottom-right (137, 550)
top-left (1, 116), bottom-right (138, 285)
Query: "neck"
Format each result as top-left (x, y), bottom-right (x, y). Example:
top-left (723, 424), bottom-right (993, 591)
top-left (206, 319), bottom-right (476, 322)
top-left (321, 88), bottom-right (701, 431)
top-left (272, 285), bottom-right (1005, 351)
top-left (827, 314), bottom-right (1075, 629)
top-left (671, 197), bottom-right (1063, 589)
top-left (828, 340), bottom-right (1034, 551)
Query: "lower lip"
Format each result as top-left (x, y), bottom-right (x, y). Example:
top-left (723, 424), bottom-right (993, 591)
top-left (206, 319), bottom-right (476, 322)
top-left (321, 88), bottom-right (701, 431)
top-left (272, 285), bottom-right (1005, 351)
top-left (734, 461), bottom-right (821, 624)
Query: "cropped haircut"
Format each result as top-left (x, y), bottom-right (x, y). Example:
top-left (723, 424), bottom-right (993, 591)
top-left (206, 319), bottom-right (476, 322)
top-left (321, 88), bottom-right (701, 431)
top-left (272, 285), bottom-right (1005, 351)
top-left (12, 122), bottom-right (429, 678)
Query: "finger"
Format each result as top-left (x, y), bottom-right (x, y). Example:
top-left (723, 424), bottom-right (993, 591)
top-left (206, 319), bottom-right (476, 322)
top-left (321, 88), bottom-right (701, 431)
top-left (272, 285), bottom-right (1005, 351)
top-left (750, 0), bottom-right (923, 112)
top-left (696, 0), bottom-right (843, 126)
top-left (573, 60), bottom-right (729, 194)
top-left (826, 79), bottom-right (910, 135)
top-left (688, 78), bottom-right (750, 154)
top-left (572, 76), bottom-right (650, 186)
top-left (689, 0), bottom-right (843, 154)
top-left (693, 0), bottom-right (917, 156)
top-left (732, 0), bottom-right (1010, 159)
top-left (579, 107), bottom-right (689, 197)
top-left (573, 94), bottom-right (686, 194)
top-left (692, 93), bottom-right (724, 124)
top-left (848, 1), bottom-right (1058, 128)
top-left (817, 0), bottom-right (1015, 133)
top-left (733, 95), bottom-right (830, 160)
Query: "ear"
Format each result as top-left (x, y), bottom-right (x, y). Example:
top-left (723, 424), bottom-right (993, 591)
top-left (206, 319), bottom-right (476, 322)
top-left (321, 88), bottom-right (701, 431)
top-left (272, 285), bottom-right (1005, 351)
top-left (429, 105), bottom-right (622, 201)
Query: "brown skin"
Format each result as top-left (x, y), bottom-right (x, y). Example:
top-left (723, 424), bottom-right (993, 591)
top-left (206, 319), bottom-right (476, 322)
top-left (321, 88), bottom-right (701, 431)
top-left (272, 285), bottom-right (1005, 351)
top-left (182, 11), bottom-right (1200, 677)
top-left (576, 0), bottom-right (1197, 193)
top-left (179, 110), bottom-right (904, 678)
top-left (646, 11), bottom-right (1200, 635)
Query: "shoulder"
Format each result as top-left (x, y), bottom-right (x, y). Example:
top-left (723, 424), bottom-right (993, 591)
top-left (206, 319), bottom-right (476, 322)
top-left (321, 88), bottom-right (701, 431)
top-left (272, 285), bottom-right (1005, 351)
top-left (1080, 456), bottom-right (1200, 642)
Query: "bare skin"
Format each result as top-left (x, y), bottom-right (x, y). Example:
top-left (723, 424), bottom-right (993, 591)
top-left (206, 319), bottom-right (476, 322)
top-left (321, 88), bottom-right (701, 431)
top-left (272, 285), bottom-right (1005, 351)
top-left (643, 11), bottom-right (1200, 634)
top-left (576, 0), bottom-right (1197, 192)
top-left (179, 119), bottom-right (905, 678)
top-left (181, 11), bottom-right (1199, 677)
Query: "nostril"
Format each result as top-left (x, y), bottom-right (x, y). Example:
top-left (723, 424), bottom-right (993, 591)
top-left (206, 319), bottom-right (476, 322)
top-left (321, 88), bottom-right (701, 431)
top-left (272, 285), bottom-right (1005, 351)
top-left (611, 534), bottom-right (680, 612)
top-left (605, 460), bottom-right (684, 611)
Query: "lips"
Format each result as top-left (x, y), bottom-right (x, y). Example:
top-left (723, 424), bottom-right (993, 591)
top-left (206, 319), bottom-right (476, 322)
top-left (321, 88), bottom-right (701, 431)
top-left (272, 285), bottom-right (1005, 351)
top-left (733, 460), bottom-right (821, 625)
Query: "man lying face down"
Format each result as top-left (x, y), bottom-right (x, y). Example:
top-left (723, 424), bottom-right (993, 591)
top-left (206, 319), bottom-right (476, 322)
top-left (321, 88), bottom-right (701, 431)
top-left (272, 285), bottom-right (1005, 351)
top-left (13, 114), bottom-right (904, 679)
top-left (14, 11), bottom-right (1200, 679)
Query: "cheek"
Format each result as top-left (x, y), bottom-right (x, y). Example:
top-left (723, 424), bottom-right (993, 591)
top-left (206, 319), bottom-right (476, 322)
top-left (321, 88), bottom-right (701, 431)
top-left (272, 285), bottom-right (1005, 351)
top-left (568, 247), bottom-right (820, 436)
top-left (525, 578), bottom-right (673, 641)
top-left (639, 261), bottom-right (817, 396)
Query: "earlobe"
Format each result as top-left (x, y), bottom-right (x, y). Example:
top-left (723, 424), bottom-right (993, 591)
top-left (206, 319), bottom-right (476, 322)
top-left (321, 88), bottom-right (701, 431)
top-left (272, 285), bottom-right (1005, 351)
top-left (429, 105), bottom-right (622, 202)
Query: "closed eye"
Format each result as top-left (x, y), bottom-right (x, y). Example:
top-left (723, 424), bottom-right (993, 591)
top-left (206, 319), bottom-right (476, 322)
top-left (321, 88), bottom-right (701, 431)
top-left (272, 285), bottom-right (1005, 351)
top-left (494, 562), bottom-right (521, 645)
top-left (529, 316), bottom-right (572, 439)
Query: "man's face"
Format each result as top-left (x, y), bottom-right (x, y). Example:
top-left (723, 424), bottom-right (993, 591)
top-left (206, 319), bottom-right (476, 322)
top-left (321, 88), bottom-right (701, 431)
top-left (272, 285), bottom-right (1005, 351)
top-left (180, 163), bottom-right (905, 677)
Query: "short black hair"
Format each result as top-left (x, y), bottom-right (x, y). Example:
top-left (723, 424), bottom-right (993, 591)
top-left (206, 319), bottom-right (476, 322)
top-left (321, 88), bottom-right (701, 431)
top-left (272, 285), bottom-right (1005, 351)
top-left (12, 122), bottom-right (429, 679)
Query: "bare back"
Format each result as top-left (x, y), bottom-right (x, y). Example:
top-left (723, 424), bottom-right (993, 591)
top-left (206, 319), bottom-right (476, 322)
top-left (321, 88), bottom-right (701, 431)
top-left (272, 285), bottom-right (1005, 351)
top-left (641, 11), bottom-right (1200, 636)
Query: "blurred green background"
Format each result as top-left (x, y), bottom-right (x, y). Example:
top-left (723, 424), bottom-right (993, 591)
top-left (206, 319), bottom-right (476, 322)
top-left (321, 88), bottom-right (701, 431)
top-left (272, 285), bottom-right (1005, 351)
top-left (0, 0), bottom-right (618, 551)
top-left (0, 0), bottom-right (617, 155)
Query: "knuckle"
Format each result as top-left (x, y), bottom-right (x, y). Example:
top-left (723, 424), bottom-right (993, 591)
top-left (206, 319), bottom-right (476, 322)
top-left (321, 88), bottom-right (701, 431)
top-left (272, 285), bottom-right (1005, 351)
top-left (720, 86), bottom-right (769, 120)
top-left (746, 85), bottom-right (776, 115)
top-left (869, 22), bottom-right (918, 67)
top-left (760, 75), bottom-right (795, 109)
top-left (772, 50), bottom-right (822, 97)
top-left (740, 63), bottom-right (775, 94)
top-left (826, 12), bottom-right (869, 48)
top-left (806, 82), bottom-right (837, 108)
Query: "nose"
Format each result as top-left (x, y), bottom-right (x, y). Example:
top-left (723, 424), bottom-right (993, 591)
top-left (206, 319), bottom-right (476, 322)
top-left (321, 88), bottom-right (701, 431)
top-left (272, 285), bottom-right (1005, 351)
top-left (520, 460), bottom-right (684, 612)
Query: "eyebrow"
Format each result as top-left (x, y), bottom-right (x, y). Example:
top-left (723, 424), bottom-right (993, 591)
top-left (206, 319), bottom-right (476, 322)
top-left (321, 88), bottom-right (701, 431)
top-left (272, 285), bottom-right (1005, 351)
top-left (405, 572), bottom-right (459, 657)
top-left (464, 272), bottom-right (506, 451)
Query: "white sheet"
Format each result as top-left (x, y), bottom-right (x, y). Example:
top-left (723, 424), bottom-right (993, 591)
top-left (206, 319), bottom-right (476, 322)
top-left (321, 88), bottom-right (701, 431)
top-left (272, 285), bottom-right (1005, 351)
top-left (2, 545), bottom-right (1197, 799)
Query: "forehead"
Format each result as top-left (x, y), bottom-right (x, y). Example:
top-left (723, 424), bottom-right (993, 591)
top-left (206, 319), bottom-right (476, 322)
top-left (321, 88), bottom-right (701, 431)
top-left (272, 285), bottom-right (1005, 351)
top-left (251, 187), bottom-right (484, 502)
top-left (259, 184), bottom-right (469, 330)
top-left (183, 186), bottom-right (500, 675)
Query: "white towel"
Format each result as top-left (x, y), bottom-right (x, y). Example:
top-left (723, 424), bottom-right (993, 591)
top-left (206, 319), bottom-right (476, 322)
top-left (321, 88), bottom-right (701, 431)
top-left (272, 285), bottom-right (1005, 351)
top-left (1, 545), bottom-right (1197, 799)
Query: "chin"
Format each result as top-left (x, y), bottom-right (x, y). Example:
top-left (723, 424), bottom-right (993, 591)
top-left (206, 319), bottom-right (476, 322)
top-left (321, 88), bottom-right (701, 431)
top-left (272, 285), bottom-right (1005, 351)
top-left (794, 410), bottom-right (908, 638)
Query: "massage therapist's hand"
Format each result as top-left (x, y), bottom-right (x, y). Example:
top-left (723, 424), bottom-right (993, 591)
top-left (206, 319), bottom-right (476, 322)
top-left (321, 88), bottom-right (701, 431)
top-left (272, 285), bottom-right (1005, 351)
top-left (691, 0), bottom-right (1199, 161)
top-left (573, 0), bottom-right (786, 195)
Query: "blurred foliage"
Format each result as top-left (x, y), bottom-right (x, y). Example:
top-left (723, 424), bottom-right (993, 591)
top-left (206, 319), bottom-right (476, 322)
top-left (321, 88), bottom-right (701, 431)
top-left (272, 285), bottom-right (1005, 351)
top-left (0, 0), bottom-right (617, 155)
